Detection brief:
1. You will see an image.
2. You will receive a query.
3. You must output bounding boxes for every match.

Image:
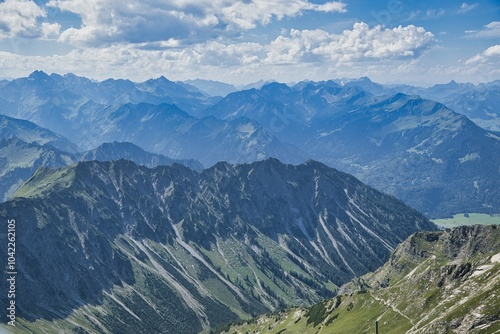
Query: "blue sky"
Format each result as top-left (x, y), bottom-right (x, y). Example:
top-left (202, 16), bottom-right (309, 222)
top-left (0, 0), bottom-right (499, 85)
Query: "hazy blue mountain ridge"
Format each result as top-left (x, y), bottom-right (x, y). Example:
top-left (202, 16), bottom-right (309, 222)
top-left (79, 141), bottom-right (203, 171)
top-left (0, 139), bottom-right (204, 200)
top-left (204, 83), bottom-right (500, 217)
top-left (1, 72), bottom-right (498, 217)
top-left (0, 70), bottom-right (217, 115)
top-left (0, 138), bottom-right (74, 201)
top-left (0, 113), bottom-right (78, 153)
top-left (0, 72), bottom-right (303, 167)
top-left (361, 78), bottom-right (500, 132)
top-left (0, 115), bottom-right (205, 201)
top-left (183, 79), bottom-right (238, 97)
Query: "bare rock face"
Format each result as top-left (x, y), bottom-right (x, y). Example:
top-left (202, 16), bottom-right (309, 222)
top-left (0, 158), bottom-right (434, 333)
top-left (340, 225), bottom-right (500, 333)
top-left (225, 225), bottom-right (500, 334)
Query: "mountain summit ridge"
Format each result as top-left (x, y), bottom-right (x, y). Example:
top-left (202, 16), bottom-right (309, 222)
top-left (1, 158), bottom-right (435, 333)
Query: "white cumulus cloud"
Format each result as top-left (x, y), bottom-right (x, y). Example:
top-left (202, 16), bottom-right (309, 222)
top-left (307, 2), bottom-right (348, 13)
top-left (41, 22), bottom-right (62, 39)
top-left (0, 0), bottom-right (47, 39)
top-left (465, 44), bottom-right (500, 64)
top-left (265, 23), bottom-right (435, 64)
top-left (46, 0), bottom-right (347, 47)
top-left (0, 21), bottom-right (438, 85)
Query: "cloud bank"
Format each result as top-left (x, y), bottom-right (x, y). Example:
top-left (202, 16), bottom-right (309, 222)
top-left (266, 23), bottom-right (434, 64)
top-left (2, 0), bottom-right (495, 85)
top-left (0, 21), bottom-right (436, 83)
top-left (466, 44), bottom-right (500, 64)
top-left (0, 0), bottom-right (60, 39)
top-left (44, 0), bottom-right (347, 46)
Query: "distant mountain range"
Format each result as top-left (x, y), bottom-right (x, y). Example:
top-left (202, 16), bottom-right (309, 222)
top-left (0, 114), bottom-right (205, 201)
top-left (0, 70), bottom-right (218, 115)
top-left (0, 138), bottom-right (74, 201)
top-left (0, 71), bottom-right (498, 218)
top-left (0, 113), bottom-right (78, 153)
top-left (205, 82), bottom-right (500, 217)
top-left (342, 77), bottom-right (500, 132)
top-left (225, 224), bottom-right (500, 334)
top-left (61, 102), bottom-right (302, 165)
top-left (0, 159), bottom-right (434, 333)
top-left (183, 79), bottom-right (238, 97)
top-left (79, 141), bottom-right (203, 170)
top-left (434, 86), bottom-right (500, 132)
top-left (0, 72), bottom-right (302, 167)
top-left (0, 138), bottom-right (204, 201)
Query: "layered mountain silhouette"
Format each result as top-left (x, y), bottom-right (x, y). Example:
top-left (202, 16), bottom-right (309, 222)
top-left (0, 71), bottom-right (497, 333)
top-left (1, 71), bottom-right (498, 218)
top-left (0, 113), bottom-right (78, 153)
top-left (0, 115), bottom-right (204, 201)
top-left (387, 79), bottom-right (500, 132)
top-left (205, 82), bottom-right (500, 217)
top-left (0, 72), bottom-right (303, 167)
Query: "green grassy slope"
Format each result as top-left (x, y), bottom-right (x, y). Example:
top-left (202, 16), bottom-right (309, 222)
top-left (225, 225), bottom-right (500, 334)
top-left (433, 213), bottom-right (500, 229)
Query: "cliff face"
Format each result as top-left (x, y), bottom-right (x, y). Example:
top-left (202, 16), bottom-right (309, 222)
top-left (226, 225), bottom-right (500, 334)
top-left (364, 225), bottom-right (500, 333)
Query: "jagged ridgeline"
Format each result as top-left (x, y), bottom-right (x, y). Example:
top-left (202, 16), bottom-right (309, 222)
top-left (0, 159), bottom-right (435, 333)
top-left (225, 225), bottom-right (500, 334)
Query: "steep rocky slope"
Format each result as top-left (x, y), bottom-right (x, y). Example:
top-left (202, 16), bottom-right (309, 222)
top-left (225, 225), bottom-right (500, 334)
top-left (0, 159), bottom-right (434, 333)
